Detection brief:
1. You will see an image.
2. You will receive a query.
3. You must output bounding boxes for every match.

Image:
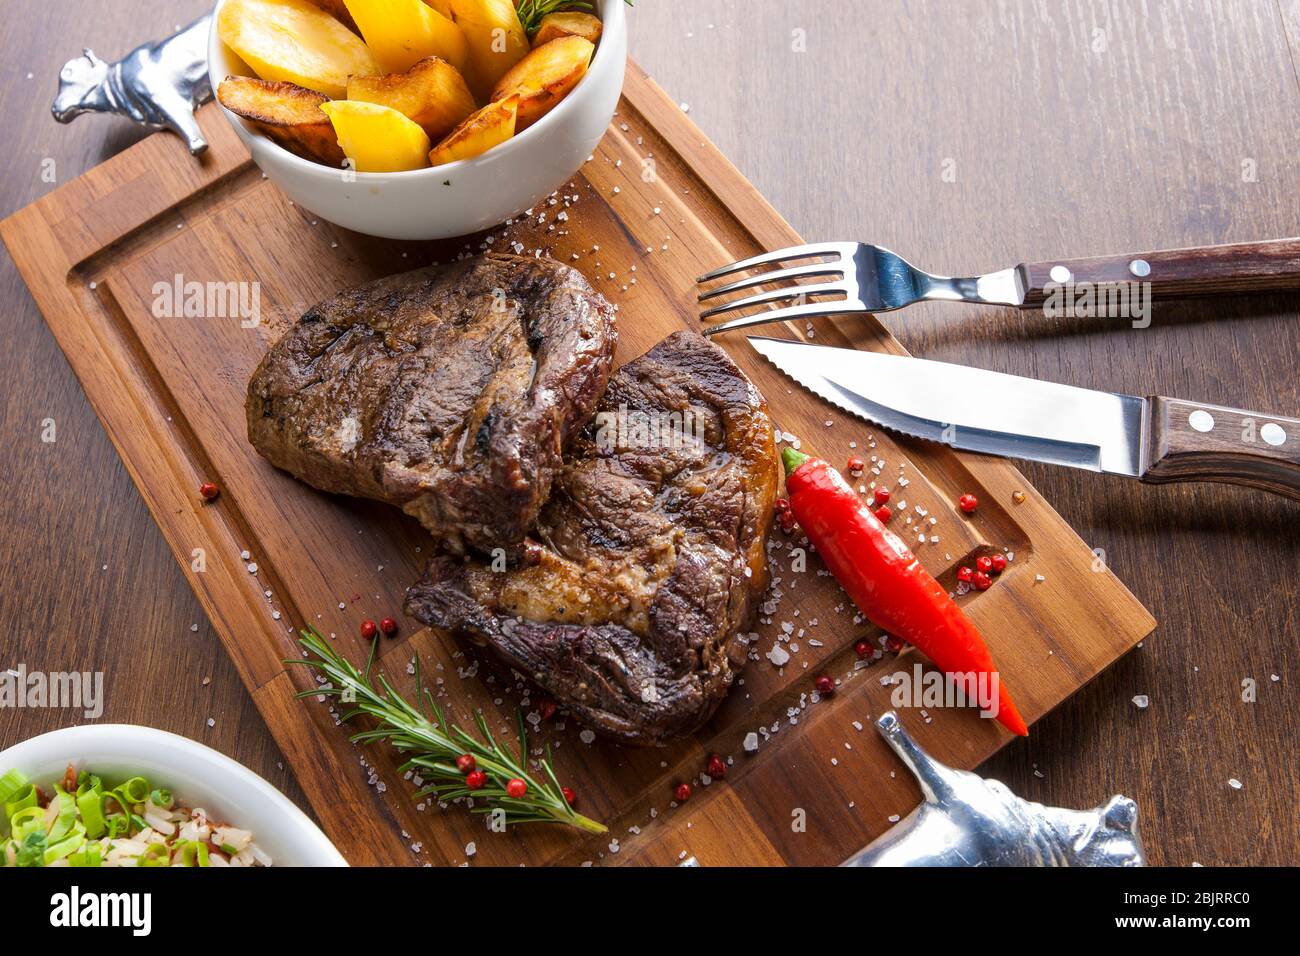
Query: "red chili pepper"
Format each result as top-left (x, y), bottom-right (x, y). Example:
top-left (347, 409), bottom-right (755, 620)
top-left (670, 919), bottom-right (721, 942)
top-left (781, 449), bottom-right (1028, 736)
top-left (956, 565), bottom-right (973, 583)
top-left (958, 493), bottom-right (978, 514)
top-left (561, 786), bottom-right (577, 806)
top-left (990, 553), bottom-right (1007, 574)
top-left (873, 487), bottom-right (891, 505)
top-left (873, 505), bottom-right (892, 524)
top-left (975, 555), bottom-right (993, 574)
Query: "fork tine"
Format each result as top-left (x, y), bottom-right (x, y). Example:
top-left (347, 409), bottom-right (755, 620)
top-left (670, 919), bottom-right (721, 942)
top-left (696, 262), bottom-right (844, 302)
top-left (702, 300), bottom-right (870, 337)
top-left (699, 282), bottom-right (846, 320)
top-left (696, 242), bottom-right (846, 284)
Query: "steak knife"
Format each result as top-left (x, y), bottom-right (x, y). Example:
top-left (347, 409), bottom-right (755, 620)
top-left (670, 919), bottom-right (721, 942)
top-left (748, 337), bottom-right (1300, 501)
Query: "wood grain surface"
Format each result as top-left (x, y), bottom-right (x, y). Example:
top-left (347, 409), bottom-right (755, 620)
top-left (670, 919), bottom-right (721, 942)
top-left (1, 0), bottom-right (1296, 866)
top-left (0, 60), bottom-right (1155, 864)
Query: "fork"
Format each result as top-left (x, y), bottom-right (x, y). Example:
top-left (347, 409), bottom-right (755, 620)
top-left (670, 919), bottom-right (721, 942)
top-left (696, 237), bottom-right (1300, 335)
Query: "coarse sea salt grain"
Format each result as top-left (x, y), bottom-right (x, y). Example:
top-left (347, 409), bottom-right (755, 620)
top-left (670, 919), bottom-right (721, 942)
top-left (1132, 695), bottom-right (1149, 709)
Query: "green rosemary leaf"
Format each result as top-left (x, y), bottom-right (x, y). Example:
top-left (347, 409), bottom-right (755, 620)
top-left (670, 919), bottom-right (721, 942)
top-left (286, 627), bottom-right (606, 835)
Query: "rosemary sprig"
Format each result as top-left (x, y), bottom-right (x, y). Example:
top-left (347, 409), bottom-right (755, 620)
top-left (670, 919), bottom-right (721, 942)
top-left (287, 626), bottom-right (606, 834)
top-left (515, 0), bottom-right (633, 35)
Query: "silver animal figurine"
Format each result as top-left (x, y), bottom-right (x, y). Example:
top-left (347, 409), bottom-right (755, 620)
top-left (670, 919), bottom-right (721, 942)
top-left (52, 14), bottom-right (214, 155)
top-left (843, 712), bottom-right (1145, 867)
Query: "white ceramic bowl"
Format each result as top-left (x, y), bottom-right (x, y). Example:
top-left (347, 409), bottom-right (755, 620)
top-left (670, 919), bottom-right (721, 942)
top-left (0, 724), bottom-right (346, 867)
top-left (208, 0), bottom-right (627, 240)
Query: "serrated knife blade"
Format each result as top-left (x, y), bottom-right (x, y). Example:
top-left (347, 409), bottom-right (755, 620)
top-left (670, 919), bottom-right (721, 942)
top-left (749, 336), bottom-right (1145, 477)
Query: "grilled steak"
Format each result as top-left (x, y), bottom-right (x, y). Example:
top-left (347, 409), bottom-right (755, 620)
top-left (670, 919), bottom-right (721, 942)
top-left (246, 253), bottom-right (617, 555)
top-left (405, 331), bottom-right (780, 745)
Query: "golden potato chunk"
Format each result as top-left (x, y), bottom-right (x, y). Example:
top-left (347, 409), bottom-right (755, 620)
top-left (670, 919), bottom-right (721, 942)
top-left (321, 100), bottom-right (432, 172)
top-left (531, 12), bottom-right (602, 48)
top-left (490, 35), bottom-right (593, 130)
top-left (428, 94), bottom-right (519, 166)
top-left (444, 0), bottom-right (530, 101)
top-left (217, 76), bottom-right (346, 166)
top-left (217, 0), bottom-right (380, 98)
top-left (343, 0), bottom-right (470, 74)
top-left (347, 57), bottom-right (477, 142)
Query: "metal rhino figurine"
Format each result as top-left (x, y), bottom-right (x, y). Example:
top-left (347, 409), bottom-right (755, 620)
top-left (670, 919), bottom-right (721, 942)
top-left (52, 14), bottom-right (213, 155)
top-left (843, 711), bottom-right (1145, 867)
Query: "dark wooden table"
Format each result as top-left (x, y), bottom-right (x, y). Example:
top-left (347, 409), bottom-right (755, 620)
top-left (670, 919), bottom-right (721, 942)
top-left (2, 0), bottom-right (1296, 866)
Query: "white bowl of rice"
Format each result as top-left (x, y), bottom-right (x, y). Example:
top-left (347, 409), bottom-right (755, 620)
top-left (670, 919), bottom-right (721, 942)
top-left (0, 724), bottom-right (346, 867)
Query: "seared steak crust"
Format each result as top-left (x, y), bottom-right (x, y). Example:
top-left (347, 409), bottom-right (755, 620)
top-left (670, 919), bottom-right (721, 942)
top-left (405, 331), bottom-right (779, 745)
top-left (246, 253), bottom-right (617, 554)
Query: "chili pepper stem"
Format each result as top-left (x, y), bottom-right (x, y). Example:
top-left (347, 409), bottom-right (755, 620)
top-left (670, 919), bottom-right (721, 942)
top-left (781, 447), bottom-right (810, 475)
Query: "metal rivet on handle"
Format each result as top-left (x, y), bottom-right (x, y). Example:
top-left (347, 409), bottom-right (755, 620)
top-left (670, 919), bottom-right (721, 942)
top-left (1129, 258), bottom-right (1151, 278)
top-left (1260, 423), bottom-right (1287, 446)
top-left (1049, 265), bottom-right (1072, 284)
top-left (1188, 410), bottom-right (1215, 433)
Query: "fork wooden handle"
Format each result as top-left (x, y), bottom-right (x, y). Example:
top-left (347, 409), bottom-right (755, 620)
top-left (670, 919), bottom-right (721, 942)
top-left (1141, 397), bottom-right (1300, 500)
top-left (1019, 237), bottom-right (1300, 306)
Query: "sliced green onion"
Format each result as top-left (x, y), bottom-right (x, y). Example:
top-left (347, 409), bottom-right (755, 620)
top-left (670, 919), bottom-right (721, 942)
top-left (176, 840), bottom-right (211, 867)
top-left (137, 843), bottom-right (170, 867)
top-left (77, 789), bottom-right (107, 838)
top-left (9, 805), bottom-right (46, 836)
top-left (43, 822), bottom-right (87, 865)
top-left (46, 789), bottom-right (77, 843)
top-left (114, 776), bottom-right (150, 808)
top-left (0, 769), bottom-right (28, 805)
top-left (68, 845), bottom-right (103, 867)
top-left (149, 787), bottom-right (173, 809)
top-left (4, 783), bottom-right (37, 820)
top-left (75, 771), bottom-right (103, 797)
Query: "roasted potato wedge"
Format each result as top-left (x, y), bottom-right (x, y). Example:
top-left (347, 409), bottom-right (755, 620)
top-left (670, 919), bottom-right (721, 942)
top-left (217, 0), bottom-right (379, 98)
top-left (347, 57), bottom-right (477, 142)
top-left (428, 94), bottom-right (519, 166)
top-left (444, 0), bottom-right (530, 101)
top-left (343, 0), bottom-right (470, 74)
top-left (531, 11), bottom-right (603, 48)
top-left (217, 76), bottom-right (346, 166)
top-left (321, 100), bottom-right (432, 172)
top-left (490, 35), bottom-right (593, 130)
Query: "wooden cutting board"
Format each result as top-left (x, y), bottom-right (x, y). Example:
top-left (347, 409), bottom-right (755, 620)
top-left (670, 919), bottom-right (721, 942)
top-left (1, 62), bottom-right (1154, 866)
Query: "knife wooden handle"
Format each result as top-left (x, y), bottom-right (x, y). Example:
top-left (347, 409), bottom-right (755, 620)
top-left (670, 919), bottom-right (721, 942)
top-left (1019, 238), bottom-right (1300, 307)
top-left (1142, 397), bottom-right (1300, 500)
